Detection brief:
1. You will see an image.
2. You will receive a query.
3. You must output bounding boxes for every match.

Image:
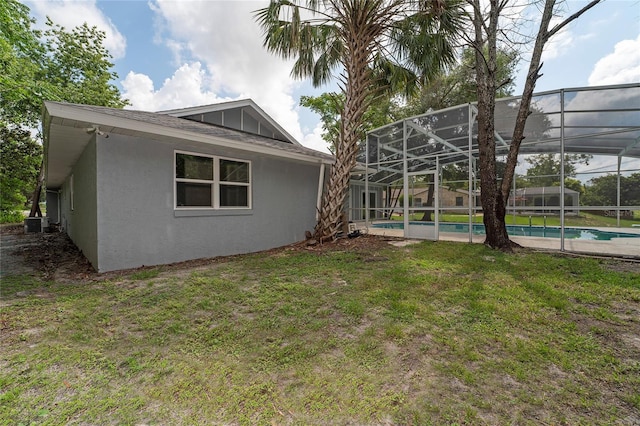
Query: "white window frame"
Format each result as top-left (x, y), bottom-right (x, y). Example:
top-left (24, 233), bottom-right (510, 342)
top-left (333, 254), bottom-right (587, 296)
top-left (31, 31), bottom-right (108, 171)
top-left (174, 150), bottom-right (251, 210)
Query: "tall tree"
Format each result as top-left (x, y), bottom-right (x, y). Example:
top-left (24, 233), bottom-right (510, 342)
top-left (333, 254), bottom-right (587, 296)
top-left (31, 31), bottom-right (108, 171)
top-left (256, 0), bottom-right (463, 241)
top-left (0, 0), bottom-right (127, 218)
top-left (0, 0), bottom-right (49, 127)
top-left (524, 153), bottom-right (591, 187)
top-left (583, 173), bottom-right (640, 207)
top-left (300, 91), bottom-right (398, 153)
top-left (0, 126), bottom-right (41, 216)
top-left (400, 45), bottom-right (517, 115)
top-left (302, 45), bottom-right (519, 151)
top-left (467, 0), bottom-right (601, 250)
top-left (28, 18), bottom-right (127, 216)
top-left (41, 18), bottom-right (126, 109)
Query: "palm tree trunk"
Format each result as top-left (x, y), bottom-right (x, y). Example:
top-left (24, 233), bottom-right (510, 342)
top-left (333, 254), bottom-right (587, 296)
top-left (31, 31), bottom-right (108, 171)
top-left (315, 31), bottom-right (372, 240)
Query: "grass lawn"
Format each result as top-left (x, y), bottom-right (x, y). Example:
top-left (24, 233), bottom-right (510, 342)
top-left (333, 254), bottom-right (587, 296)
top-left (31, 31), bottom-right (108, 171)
top-left (392, 212), bottom-right (640, 228)
top-left (1, 238), bottom-right (639, 424)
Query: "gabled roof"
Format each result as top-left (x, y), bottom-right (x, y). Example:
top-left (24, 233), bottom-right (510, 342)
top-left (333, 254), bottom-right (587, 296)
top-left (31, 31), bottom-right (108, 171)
top-left (43, 101), bottom-right (334, 188)
top-left (157, 99), bottom-right (300, 146)
top-left (515, 186), bottom-right (579, 195)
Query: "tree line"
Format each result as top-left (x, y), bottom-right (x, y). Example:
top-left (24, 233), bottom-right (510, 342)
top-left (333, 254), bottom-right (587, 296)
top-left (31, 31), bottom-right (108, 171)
top-left (0, 0), bottom-right (126, 222)
top-left (3, 0), bottom-right (615, 249)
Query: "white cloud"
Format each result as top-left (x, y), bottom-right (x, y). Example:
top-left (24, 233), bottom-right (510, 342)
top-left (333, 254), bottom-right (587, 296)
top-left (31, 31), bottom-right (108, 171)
top-left (301, 123), bottom-right (332, 154)
top-left (588, 35), bottom-right (640, 86)
top-left (542, 17), bottom-right (575, 61)
top-left (27, 0), bottom-right (335, 153)
top-left (27, 0), bottom-right (127, 59)
top-left (121, 62), bottom-right (228, 111)
top-left (138, 0), bottom-right (327, 149)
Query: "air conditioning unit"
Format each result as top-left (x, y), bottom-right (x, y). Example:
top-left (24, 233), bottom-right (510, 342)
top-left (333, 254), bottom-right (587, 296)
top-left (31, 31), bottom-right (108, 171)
top-left (24, 217), bottom-right (49, 233)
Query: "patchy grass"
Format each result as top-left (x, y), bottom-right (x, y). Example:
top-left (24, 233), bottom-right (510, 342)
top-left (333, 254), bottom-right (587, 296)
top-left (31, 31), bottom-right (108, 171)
top-left (1, 239), bottom-right (639, 425)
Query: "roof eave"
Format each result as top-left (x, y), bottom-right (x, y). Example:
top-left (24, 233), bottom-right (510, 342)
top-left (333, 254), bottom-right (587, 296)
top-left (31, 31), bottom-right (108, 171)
top-left (44, 102), bottom-right (333, 166)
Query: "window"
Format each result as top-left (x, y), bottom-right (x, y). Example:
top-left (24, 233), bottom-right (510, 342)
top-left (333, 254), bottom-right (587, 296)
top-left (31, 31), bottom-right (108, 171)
top-left (175, 152), bottom-right (250, 209)
top-left (455, 196), bottom-right (463, 207)
top-left (219, 159), bottom-right (249, 207)
top-left (176, 153), bottom-right (214, 207)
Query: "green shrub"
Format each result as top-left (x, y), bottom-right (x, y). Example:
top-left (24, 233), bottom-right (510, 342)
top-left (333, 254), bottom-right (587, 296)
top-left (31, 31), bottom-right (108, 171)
top-left (0, 210), bottom-right (25, 224)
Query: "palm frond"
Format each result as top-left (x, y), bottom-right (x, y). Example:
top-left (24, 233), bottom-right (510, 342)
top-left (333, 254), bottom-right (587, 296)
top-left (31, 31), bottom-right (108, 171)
top-left (371, 55), bottom-right (420, 98)
top-left (311, 33), bottom-right (343, 86)
top-left (389, 0), bottom-right (465, 84)
top-left (256, 0), bottom-right (340, 83)
top-left (254, 0), bottom-right (302, 59)
top-left (255, 0), bottom-right (468, 239)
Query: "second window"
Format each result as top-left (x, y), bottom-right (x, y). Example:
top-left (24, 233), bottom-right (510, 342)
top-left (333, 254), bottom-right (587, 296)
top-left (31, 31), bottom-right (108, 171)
top-left (176, 152), bottom-right (251, 209)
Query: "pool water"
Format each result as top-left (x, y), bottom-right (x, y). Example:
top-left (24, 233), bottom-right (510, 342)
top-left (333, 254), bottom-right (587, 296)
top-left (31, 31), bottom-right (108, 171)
top-left (372, 222), bottom-right (640, 241)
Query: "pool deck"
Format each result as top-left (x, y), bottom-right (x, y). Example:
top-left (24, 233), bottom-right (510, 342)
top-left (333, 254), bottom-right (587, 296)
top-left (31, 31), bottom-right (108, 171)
top-left (360, 222), bottom-right (640, 259)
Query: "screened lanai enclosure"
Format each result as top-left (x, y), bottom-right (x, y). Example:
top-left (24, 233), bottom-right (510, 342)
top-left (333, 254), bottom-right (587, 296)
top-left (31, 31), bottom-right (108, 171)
top-left (349, 83), bottom-right (640, 258)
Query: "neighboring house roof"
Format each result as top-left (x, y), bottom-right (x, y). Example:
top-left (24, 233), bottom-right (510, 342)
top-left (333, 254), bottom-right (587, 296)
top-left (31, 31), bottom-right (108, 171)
top-left (43, 101), bottom-right (334, 189)
top-left (158, 99), bottom-right (300, 146)
top-left (405, 186), bottom-right (471, 197)
top-left (515, 187), bottom-right (579, 196)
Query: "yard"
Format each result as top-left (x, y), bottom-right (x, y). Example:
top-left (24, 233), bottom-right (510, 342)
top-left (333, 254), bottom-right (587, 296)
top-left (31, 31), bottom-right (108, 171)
top-left (1, 230), bottom-right (639, 424)
top-left (391, 212), bottom-right (640, 228)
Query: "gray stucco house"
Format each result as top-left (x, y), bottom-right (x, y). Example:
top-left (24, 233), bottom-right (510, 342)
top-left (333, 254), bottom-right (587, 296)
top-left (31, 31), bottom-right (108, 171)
top-left (43, 100), bottom-right (333, 272)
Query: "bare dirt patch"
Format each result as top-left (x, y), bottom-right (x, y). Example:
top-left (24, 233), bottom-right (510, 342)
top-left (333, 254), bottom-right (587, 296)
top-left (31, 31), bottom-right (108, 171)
top-left (602, 260), bottom-right (640, 274)
top-left (0, 226), bottom-right (402, 282)
top-left (1, 225), bottom-right (93, 281)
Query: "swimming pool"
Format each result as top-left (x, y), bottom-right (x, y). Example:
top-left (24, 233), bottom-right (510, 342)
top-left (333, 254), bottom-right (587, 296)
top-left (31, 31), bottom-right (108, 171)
top-left (371, 222), bottom-right (640, 241)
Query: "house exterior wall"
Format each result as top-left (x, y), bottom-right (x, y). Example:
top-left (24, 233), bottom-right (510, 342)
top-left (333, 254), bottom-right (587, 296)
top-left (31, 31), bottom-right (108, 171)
top-left (93, 134), bottom-right (322, 272)
top-left (514, 188), bottom-right (580, 213)
top-left (45, 190), bottom-right (59, 224)
top-left (348, 181), bottom-right (384, 221)
top-left (59, 136), bottom-right (99, 267)
top-left (439, 187), bottom-right (469, 209)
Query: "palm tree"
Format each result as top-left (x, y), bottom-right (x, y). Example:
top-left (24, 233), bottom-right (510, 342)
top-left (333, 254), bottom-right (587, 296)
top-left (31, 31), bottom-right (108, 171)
top-left (256, 0), bottom-right (463, 240)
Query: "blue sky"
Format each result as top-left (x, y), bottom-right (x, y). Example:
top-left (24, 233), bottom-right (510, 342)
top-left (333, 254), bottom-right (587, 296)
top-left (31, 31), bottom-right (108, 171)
top-left (26, 0), bottom-right (640, 154)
